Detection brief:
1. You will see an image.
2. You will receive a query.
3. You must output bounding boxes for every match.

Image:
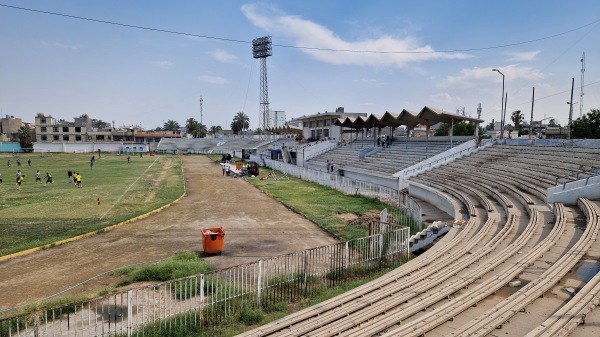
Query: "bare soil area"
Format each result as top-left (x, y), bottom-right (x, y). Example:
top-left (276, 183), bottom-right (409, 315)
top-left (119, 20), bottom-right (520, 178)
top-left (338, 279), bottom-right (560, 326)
top-left (0, 156), bottom-right (338, 312)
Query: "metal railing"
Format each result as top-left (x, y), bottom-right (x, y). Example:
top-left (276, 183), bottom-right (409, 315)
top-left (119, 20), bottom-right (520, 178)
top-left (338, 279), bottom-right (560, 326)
top-left (554, 166), bottom-right (600, 186)
top-left (396, 139), bottom-right (481, 179)
top-left (0, 228), bottom-right (409, 337)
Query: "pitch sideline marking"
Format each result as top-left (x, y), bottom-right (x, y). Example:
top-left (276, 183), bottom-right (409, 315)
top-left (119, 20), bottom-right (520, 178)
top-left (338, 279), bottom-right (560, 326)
top-left (100, 156), bottom-right (159, 220)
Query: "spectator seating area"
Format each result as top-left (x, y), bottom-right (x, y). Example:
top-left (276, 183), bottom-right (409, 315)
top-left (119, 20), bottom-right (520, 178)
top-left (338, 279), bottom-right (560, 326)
top-left (156, 138), bottom-right (274, 154)
top-left (308, 138), bottom-right (465, 175)
top-left (240, 143), bottom-right (600, 336)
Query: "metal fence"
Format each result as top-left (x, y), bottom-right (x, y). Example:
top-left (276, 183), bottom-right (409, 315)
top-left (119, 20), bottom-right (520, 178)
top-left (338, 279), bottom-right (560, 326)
top-left (263, 159), bottom-right (423, 230)
top-left (0, 228), bottom-right (408, 337)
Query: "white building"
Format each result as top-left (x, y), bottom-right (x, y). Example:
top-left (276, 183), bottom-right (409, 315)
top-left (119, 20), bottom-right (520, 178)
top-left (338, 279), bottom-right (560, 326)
top-left (266, 110), bottom-right (286, 128)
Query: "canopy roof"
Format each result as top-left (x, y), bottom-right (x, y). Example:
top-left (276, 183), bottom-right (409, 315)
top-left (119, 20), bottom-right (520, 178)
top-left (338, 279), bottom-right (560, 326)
top-left (333, 106), bottom-right (483, 129)
top-left (266, 125), bottom-right (303, 134)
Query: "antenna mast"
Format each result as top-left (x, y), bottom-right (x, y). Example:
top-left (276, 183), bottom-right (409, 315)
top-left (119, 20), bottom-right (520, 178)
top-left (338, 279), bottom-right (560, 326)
top-left (200, 95), bottom-right (203, 124)
top-left (579, 52), bottom-right (585, 118)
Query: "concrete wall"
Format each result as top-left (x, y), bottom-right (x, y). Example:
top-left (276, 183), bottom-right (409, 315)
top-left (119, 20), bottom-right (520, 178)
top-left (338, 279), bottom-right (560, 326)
top-left (0, 142), bottom-right (22, 153)
top-left (34, 142), bottom-right (148, 153)
top-left (500, 138), bottom-right (600, 148)
top-left (547, 175), bottom-right (600, 205)
top-left (408, 181), bottom-right (459, 220)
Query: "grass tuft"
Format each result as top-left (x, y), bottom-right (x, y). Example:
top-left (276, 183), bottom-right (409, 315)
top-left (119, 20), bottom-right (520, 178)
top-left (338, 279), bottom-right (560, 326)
top-left (116, 252), bottom-right (212, 285)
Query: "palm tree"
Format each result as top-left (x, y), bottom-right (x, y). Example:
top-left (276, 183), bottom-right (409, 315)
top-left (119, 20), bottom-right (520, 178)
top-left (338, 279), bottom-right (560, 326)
top-left (197, 123), bottom-right (207, 138)
top-left (510, 110), bottom-right (524, 137)
top-left (210, 125), bottom-right (223, 136)
top-left (185, 118), bottom-right (208, 138)
top-left (163, 120), bottom-right (181, 132)
top-left (186, 118), bottom-right (199, 137)
top-left (231, 112), bottom-right (250, 134)
top-left (17, 126), bottom-right (33, 151)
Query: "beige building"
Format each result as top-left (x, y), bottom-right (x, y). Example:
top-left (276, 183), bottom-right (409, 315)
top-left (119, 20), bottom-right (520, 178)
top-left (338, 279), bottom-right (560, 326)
top-left (34, 113), bottom-right (137, 143)
top-left (35, 113), bottom-right (92, 143)
top-left (1, 115), bottom-right (23, 141)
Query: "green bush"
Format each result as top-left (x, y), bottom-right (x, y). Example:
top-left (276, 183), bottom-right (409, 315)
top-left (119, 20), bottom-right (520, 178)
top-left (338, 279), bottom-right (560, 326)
top-left (238, 306), bottom-right (264, 325)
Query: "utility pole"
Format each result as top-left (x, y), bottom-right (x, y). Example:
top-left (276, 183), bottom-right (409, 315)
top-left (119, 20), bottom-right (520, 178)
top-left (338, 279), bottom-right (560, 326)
top-left (580, 52), bottom-right (585, 118)
top-left (567, 77), bottom-right (575, 140)
top-left (529, 87), bottom-right (535, 140)
top-left (503, 93), bottom-right (508, 139)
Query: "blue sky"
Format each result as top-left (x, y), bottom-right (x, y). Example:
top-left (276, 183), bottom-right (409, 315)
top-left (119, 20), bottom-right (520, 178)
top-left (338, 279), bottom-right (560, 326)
top-left (0, 1), bottom-right (598, 130)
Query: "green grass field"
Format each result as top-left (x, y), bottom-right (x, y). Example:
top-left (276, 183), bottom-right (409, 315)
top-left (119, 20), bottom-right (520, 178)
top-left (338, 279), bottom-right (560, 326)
top-left (0, 153), bottom-right (184, 256)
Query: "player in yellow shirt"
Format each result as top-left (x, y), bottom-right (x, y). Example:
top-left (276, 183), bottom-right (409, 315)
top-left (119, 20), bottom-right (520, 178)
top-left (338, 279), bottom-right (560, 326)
top-left (16, 174), bottom-right (24, 190)
top-left (76, 172), bottom-right (82, 188)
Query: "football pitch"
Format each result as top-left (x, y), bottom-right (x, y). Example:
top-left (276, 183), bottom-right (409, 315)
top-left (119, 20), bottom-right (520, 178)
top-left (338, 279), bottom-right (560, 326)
top-left (0, 153), bottom-right (184, 257)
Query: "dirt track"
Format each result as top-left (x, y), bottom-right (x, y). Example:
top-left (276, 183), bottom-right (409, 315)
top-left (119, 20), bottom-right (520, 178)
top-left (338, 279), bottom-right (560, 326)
top-left (0, 156), bottom-right (338, 312)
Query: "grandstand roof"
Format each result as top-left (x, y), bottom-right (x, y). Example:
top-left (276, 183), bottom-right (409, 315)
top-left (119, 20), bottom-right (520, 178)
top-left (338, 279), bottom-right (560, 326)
top-left (266, 125), bottom-right (302, 134)
top-left (292, 111), bottom-right (367, 122)
top-left (333, 106), bottom-right (483, 129)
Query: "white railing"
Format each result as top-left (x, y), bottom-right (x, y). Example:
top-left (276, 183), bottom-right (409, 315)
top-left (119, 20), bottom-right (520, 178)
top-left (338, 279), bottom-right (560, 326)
top-left (300, 141), bottom-right (338, 161)
top-left (263, 159), bottom-right (422, 229)
top-left (0, 229), bottom-right (409, 337)
top-left (395, 139), bottom-right (484, 179)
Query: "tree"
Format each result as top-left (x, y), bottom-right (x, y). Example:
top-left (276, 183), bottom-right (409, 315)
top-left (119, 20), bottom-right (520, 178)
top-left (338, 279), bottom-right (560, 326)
top-left (163, 120), bottom-right (181, 132)
top-left (185, 118), bottom-right (207, 138)
top-left (231, 112), bottom-right (250, 134)
top-left (572, 109), bottom-right (600, 139)
top-left (510, 110), bottom-right (524, 136)
top-left (434, 121), bottom-right (482, 136)
top-left (17, 126), bottom-right (33, 152)
top-left (548, 118), bottom-right (558, 127)
top-left (210, 125), bottom-right (223, 136)
top-left (484, 121), bottom-right (495, 131)
top-left (94, 120), bottom-right (108, 129)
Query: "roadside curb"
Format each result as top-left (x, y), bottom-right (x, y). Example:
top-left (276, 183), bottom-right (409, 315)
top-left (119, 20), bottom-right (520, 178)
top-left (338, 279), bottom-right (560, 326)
top-left (0, 157), bottom-right (187, 263)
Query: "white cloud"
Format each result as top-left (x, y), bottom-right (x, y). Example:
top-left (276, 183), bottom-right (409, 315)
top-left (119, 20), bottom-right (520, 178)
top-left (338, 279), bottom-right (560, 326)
top-left (198, 75), bottom-right (228, 84)
top-left (41, 41), bottom-right (80, 50)
top-left (210, 49), bottom-right (238, 63)
top-left (430, 93), bottom-right (460, 104)
top-left (505, 51), bottom-right (540, 62)
top-left (241, 4), bottom-right (470, 68)
top-left (149, 61), bottom-right (173, 68)
top-left (439, 64), bottom-right (546, 89)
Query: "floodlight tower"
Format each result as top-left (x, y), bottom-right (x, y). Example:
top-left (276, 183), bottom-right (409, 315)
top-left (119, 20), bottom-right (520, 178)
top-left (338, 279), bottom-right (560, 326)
top-left (252, 36), bottom-right (272, 131)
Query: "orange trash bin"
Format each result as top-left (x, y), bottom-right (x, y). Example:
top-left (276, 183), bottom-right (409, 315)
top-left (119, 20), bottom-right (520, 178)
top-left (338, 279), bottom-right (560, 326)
top-left (202, 227), bottom-right (225, 255)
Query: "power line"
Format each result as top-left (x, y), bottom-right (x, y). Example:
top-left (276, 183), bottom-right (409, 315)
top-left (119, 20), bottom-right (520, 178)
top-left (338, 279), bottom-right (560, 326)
top-left (1, 3), bottom-right (599, 54)
top-left (480, 80), bottom-right (600, 118)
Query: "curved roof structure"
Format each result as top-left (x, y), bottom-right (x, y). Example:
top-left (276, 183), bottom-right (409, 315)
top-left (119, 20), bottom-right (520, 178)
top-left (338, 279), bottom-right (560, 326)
top-left (334, 106), bottom-right (483, 129)
top-left (266, 125), bottom-right (303, 135)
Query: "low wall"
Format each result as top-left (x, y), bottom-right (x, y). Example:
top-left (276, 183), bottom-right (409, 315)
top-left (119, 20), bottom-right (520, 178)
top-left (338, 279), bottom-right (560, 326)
top-left (340, 168), bottom-right (400, 190)
top-left (33, 142), bottom-right (149, 153)
top-left (500, 138), bottom-right (600, 148)
top-left (547, 175), bottom-right (600, 205)
top-left (408, 181), bottom-right (459, 220)
top-left (0, 142), bottom-right (21, 153)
